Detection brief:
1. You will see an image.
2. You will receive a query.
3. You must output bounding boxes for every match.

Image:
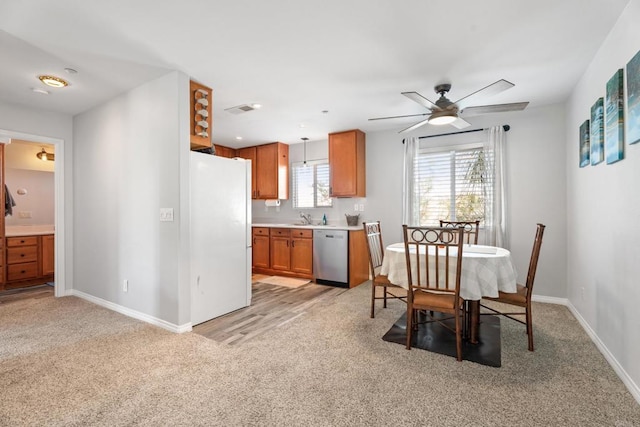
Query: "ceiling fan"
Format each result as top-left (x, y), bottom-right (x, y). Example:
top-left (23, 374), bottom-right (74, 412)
top-left (369, 79), bottom-right (529, 133)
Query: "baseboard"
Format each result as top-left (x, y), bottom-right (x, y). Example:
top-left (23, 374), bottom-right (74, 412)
top-left (69, 290), bottom-right (193, 334)
top-left (567, 301), bottom-right (640, 405)
top-left (531, 294), bottom-right (568, 305)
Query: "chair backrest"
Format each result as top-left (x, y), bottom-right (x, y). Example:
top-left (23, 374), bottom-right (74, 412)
top-left (363, 221), bottom-right (385, 275)
top-left (524, 223), bottom-right (546, 298)
top-left (402, 225), bottom-right (465, 298)
top-left (439, 220), bottom-right (480, 244)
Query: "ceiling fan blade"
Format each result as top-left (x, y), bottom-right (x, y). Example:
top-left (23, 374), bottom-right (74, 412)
top-left (399, 117), bottom-right (430, 133)
top-left (402, 91), bottom-right (438, 110)
top-left (454, 79), bottom-right (515, 111)
top-left (368, 113), bottom-right (429, 121)
top-left (461, 102), bottom-right (529, 116)
top-left (450, 117), bottom-right (471, 129)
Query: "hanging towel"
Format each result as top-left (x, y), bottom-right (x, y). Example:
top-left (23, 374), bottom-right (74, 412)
top-left (5, 184), bottom-right (16, 217)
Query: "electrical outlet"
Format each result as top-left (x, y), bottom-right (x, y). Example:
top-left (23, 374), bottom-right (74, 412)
top-left (354, 204), bottom-right (359, 211)
top-left (160, 208), bottom-right (174, 222)
top-left (123, 279), bottom-right (129, 293)
top-left (359, 204), bottom-right (365, 211)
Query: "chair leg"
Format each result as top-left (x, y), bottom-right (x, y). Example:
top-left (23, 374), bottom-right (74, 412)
top-left (455, 309), bottom-right (462, 361)
top-left (383, 287), bottom-right (388, 308)
top-left (370, 282), bottom-right (376, 318)
top-left (406, 306), bottom-right (413, 350)
top-left (526, 303), bottom-right (534, 351)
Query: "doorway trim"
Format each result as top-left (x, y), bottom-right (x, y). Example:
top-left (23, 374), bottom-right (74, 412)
top-left (0, 129), bottom-right (66, 297)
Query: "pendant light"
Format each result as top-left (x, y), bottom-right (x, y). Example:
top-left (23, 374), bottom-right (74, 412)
top-left (301, 137), bottom-right (309, 166)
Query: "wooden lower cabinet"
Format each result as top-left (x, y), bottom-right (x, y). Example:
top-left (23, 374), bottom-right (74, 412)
top-left (290, 232), bottom-right (313, 275)
top-left (252, 228), bottom-right (270, 269)
top-left (4, 234), bottom-right (54, 289)
top-left (41, 234), bottom-right (55, 276)
top-left (270, 228), bottom-right (292, 271)
top-left (252, 227), bottom-right (313, 280)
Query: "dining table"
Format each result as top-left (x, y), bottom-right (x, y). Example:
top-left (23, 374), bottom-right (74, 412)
top-left (380, 242), bottom-right (518, 366)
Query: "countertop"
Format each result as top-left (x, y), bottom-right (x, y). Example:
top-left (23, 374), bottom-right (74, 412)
top-left (5, 225), bottom-right (55, 237)
top-left (252, 223), bottom-right (363, 231)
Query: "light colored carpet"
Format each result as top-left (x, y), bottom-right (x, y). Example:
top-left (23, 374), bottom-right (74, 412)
top-left (1, 283), bottom-right (639, 426)
top-left (258, 275), bottom-right (311, 288)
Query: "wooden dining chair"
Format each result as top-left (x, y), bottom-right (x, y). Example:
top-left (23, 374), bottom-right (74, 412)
top-left (363, 221), bottom-right (406, 318)
top-left (439, 220), bottom-right (480, 244)
top-left (403, 225), bottom-right (465, 361)
top-left (480, 223), bottom-right (546, 351)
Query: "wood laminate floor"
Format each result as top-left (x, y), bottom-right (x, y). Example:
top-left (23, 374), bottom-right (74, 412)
top-left (193, 281), bottom-right (348, 346)
top-left (0, 281), bottom-right (349, 348)
top-left (0, 284), bottom-right (54, 305)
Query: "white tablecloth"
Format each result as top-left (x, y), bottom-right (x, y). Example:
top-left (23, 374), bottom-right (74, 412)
top-left (380, 243), bottom-right (518, 300)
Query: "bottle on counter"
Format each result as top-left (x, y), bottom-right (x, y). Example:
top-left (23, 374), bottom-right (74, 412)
top-left (322, 214), bottom-right (327, 225)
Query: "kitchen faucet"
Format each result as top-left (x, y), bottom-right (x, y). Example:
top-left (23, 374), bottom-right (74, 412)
top-left (300, 212), bottom-right (313, 225)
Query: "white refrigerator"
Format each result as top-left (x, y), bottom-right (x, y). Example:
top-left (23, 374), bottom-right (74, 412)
top-left (190, 151), bottom-right (252, 326)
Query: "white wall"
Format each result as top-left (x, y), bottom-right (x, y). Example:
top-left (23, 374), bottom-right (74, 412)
top-left (0, 100), bottom-right (73, 293)
top-left (566, 0), bottom-right (640, 396)
top-left (5, 169), bottom-right (55, 226)
top-left (73, 71), bottom-right (190, 327)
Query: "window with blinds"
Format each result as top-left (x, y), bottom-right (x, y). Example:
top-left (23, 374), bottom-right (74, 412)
top-left (292, 160), bottom-right (333, 209)
top-left (413, 143), bottom-right (492, 226)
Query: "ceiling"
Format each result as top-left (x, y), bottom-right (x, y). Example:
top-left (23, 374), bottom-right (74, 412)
top-left (0, 0), bottom-right (631, 148)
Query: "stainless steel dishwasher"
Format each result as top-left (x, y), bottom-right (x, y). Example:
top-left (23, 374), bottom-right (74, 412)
top-left (313, 229), bottom-right (349, 287)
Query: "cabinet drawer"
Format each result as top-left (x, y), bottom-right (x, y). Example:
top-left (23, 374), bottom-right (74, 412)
top-left (7, 236), bottom-right (38, 247)
top-left (271, 228), bottom-right (291, 237)
top-left (291, 229), bottom-right (312, 238)
top-left (253, 227), bottom-right (270, 236)
top-left (7, 246), bottom-right (38, 264)
top-left (7, 262), bottom-right (38, 281)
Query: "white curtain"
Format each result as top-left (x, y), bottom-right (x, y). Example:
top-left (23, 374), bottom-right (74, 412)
top-left (484, 126), bottom-right (506, 247)
top-left (402, 137), bottom-right (418, 225)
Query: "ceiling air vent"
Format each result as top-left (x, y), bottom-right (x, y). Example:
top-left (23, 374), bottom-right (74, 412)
top-left (224, 104), bottom-right (256, 115)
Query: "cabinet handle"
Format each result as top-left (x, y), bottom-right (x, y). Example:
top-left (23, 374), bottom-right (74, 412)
top-left (20, 240), bottom-right (25, 244)
top-left (292, 241), bottom-right (295, 247)
top-left (287, 241), bottom-right (289, 247)
top-left (253, 237), bottom-right (256, 245)
top-left (21, 270), bottom-right (26, 274)
top-left (20, 254), bottom-right (25, 257)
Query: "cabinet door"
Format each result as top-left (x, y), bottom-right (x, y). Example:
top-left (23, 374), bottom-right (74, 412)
top-left (329, 129), bottom-right (365, 197)
top-left (256, 144), bottom-right (278, 199)
top-left (41, 235), bottom-right (55, 276)
top-left (237, 146), bottom-right (257, 198)
top-left (270, 236), bottom-right (291, 271)
top-left (252, 235), bottom-right (270, 269)
top-left (290, 237), bottom-right (313, 275)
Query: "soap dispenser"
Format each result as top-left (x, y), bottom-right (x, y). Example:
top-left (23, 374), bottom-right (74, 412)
top-left (322, 214), bottom-right (327, 225)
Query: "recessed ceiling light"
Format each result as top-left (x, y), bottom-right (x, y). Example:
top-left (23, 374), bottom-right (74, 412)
top-left (38, 75), bottom-right (68, 88)
top-left (250, 103), bottom-right (262, 109)
top-left (31, 88), bottom-right (50, 95)
top-left (236, 136), bottom-right (243, 140)
top-left (322, 110), bottom-right (329, 114)
top-left (299, 123), bottom-right (306, 128)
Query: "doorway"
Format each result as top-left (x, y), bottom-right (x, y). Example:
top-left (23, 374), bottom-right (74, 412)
top-left (0, 129), bottom-right (66, 297)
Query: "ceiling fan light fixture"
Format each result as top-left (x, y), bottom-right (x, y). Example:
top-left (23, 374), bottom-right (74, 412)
top-left (428, 110), bottom-right (458, 125)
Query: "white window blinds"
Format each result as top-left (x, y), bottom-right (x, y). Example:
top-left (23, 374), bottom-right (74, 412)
top-left (292, 161), bottom-right (332, 209)
top-left (413, 144), bottom-right (493, 226)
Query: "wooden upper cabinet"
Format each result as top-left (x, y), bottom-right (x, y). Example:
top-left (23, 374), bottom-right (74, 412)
top-left (189, 80), bottom-right (213, 150)
top-left (255, 142), bottom-right (288, 200)
top-left (236, 146), bottom-right (257, 199)
top-left (328, 129), bottom-right (366, 197)
top-left (214, 144), bottom-right (236, 158)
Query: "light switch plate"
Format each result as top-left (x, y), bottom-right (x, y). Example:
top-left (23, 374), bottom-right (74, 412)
top-left (160, 208), bottom-right (174, 222)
